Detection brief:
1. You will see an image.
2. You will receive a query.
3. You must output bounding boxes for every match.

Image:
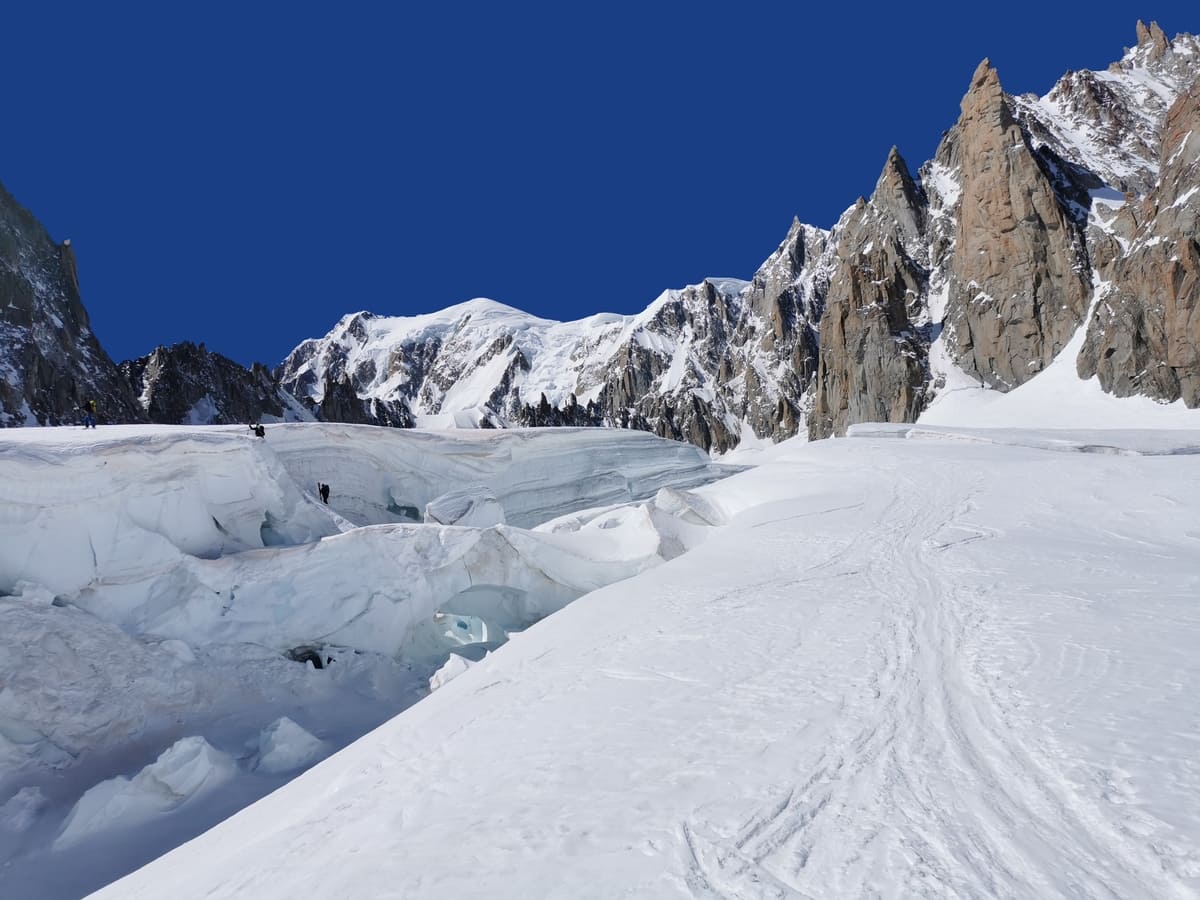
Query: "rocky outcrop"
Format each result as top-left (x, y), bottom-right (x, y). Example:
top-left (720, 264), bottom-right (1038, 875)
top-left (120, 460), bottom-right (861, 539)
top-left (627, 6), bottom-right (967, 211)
top-left (120, 342), bottom-right (306, 425)
top-left (942, 60), bottom-right (1092, 391)
top-left (734, 219), bottom-right (830, 437)
top-left (1077, 76), bottom-right (1200, 405)
top-left (0, 180), bottom-right (144, 426)
top-left (593, 279), bottom-right (743, 452)
top-left (515, 392), bottom-right (604, 428)
top-left (809, 149), bottom-right (929, 439)
top-left (316, 374), bottom-right (415, 427)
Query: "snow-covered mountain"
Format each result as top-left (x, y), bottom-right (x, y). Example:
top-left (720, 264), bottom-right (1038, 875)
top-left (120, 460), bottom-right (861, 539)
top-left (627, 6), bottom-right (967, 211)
top-left (2, 22), bottom-right (1198, 450)
top-left (269, 22), bottom-right (1200, 448)
top-left (1010, 20), bottom-right (1199, 194)
top-left (276, 220), bottom-right (829, 454)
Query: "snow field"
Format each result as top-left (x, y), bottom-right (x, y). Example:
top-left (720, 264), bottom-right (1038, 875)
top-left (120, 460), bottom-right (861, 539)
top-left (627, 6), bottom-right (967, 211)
top-left (90, 426), bottom-right (1200, 899)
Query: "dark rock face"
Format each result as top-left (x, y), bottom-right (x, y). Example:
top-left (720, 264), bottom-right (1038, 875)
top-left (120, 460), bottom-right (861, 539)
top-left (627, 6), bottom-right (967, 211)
top-left (591, 279), bottom-right (743, 453)
top-left (516, 392), bottom-right (604, 428)
top-left (120, 342), bottom-right (301, 425)
top-left (316, 374), bottom-right (415, 427)
top-left (734, 219), bottom-right (830, 437)
top-left (0, 180), bottom-right (144, 426)
top-left (809, 150), bottom-right (930, 439)
top-left (1077, 76), bottom-right (1200, 405)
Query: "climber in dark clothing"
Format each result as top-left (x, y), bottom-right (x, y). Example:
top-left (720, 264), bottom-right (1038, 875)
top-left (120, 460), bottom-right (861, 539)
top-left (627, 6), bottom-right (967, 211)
top-left (318, 483), bottom-right (330, 504)
top-left (83, 399), bottom-right (97, 429)
top-left (249, 423), bottom-right (266, 438)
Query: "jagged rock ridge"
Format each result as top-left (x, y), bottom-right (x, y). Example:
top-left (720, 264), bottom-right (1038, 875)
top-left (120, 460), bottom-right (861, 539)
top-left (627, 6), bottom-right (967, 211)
top-left (120, 342), bottom-right (311, 426)
top-left (809, 21), bottom-right (1200, 439)
top-left (0, 180), bottom-right (144, 426)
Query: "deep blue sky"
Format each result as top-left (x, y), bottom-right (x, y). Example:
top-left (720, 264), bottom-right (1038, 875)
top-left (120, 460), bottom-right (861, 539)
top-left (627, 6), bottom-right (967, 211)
top-left (1, 3), bottom-right (1194, 368)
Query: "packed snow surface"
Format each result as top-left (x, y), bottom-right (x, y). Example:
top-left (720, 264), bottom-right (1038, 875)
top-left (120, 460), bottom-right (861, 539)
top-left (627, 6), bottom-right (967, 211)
top-left (91, 425), bottom-right (1200, 899)
top-left (56, 737), bottom-right (236, 849)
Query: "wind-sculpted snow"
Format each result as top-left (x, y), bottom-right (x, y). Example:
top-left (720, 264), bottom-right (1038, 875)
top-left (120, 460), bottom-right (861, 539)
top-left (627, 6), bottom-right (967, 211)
top-left (264, 423), bottom-right (726, 529)
top-left (75, 515), bottom-right (672, 661)
top-left (0, 427), bottom-right (337, 597)
top-left (0, 424), bottom-right (723, 599)
top-left (56, 737), bottom-right (237, 849)
top-left (92, 427), bottom-right (1200, 899)
top-left (0, 422), bottom-right (730, 898)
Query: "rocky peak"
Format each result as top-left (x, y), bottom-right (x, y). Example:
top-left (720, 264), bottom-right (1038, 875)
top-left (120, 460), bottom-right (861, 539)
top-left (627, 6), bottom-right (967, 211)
top-left (962, 59), bottom-right (1012, 128)
top-left (119, 341), bottom-right (308, 425)
top-left (944, 59), bottom-right (1091, 390)
top-left (0, 179), bottom-right (144, 426)
top-left (808, 148), bottom-right (931, 439)
top-left (1134, 20), bottom-right (1170, 61)
top-left (744, 218), bottom-right (827, 333)
top-left (870, 146), bottom-right (926, 251)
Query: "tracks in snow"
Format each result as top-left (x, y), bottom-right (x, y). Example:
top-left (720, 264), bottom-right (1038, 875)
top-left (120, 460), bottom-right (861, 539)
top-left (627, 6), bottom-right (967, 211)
top-left (682, 470), bottom-right (1191, 899)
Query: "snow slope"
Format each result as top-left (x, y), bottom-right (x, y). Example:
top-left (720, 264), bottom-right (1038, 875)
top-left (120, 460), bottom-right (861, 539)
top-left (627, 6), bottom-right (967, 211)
top-left (91, 425), bottom-right (1200, 899)
top-left (918, 291), bottom-right (1200, 431)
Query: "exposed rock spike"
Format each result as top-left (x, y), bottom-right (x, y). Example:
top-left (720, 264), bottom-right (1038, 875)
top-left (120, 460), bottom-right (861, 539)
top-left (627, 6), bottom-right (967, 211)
top-left (809, 147), bottom-right (930, 439)
top-left (943, 57), bottom-right (1091, 389)
top-left (871, 146), bottom-right (926, 247)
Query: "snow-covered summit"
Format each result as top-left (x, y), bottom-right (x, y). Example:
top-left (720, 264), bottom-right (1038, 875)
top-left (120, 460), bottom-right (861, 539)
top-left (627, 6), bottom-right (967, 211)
top-left (275, 244), bottom-right (827, 452)
top-left (1010, 21), bottom-right (1200, 193)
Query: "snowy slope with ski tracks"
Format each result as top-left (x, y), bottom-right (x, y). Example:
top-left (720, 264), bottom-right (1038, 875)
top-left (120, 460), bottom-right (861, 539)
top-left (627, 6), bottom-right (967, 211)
top-left (92, 425), bottom-right (1200, 899)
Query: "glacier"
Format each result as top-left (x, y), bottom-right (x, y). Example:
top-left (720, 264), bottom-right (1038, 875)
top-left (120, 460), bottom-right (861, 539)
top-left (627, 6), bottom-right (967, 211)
top-left (1, 416), bottom-right (1198, 898)
top-left (0, 423), bottom-right (732, 897)
top-left (72, 421), bottom-right (1200, 899)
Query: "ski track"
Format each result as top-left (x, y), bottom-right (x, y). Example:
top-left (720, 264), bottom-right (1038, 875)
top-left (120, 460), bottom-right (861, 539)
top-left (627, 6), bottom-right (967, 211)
top-left (680, 467), bottom-right (1193, 900)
